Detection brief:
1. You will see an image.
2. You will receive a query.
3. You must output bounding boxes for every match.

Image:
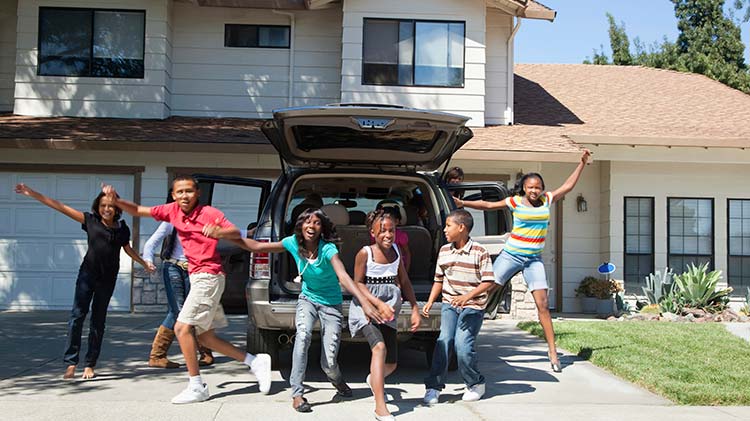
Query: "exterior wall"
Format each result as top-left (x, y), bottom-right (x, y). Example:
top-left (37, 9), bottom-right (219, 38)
top-left (170, 4), bottom-right (341, 118)
top-left (484, 8), bottom-right (511, 125)
top-left (340, 0), bottom-right (488, 127)
top-left (13, 0), bottom-right (171, 118)
top-left (0, 0), bottom-right (18, 112)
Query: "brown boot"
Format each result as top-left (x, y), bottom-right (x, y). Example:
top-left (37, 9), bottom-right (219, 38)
top-left (198, 346), bottom-right (214, 367)
top-left (148, 326), bottom-right (180, 368)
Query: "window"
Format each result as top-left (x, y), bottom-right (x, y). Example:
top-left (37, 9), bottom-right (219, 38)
top-left (728, 199), bottom-right (750, 294)
top-left (38, 7), bottom-right (145, 78)
top-left (624, 197), bottom-right (654, 292)
top-left (362, 18), bottom-right (464, 87)
top-left (224, 25), bottom-right (290, 48)
top-left (668, 198), bottom-right (713, 273)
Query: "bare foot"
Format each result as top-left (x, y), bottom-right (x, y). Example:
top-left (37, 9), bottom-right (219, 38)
top-left (82, 367), bottom-right (96, 379)
top-left (63, 365), bottom-right (76, 379)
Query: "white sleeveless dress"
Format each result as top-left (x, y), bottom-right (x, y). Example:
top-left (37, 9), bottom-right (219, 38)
top-left (348, 244), bottom-right (403, 337)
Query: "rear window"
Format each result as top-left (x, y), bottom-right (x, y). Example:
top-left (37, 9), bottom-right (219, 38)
top-left (292, 126), bottom-right (442, 153)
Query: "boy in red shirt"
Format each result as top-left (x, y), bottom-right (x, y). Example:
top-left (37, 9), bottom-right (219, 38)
top-left (103, 176), bottom-right (271, 404)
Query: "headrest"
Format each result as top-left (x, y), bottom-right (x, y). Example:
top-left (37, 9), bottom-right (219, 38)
top-left (403, 204), bottom-right (418, 225)
top-left (321, 203), bottom-right (349, 226)
top-left (348, 210), bottom-right (366, 225)
top-left (376, 200), bottom-right (406, 223)
top-left (300, 193), bottom-right (323, 208)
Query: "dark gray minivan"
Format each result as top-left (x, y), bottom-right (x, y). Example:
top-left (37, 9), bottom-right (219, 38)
top-left (200, 105), bottom-right (512, 366)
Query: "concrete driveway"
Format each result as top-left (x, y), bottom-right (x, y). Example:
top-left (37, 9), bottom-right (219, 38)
top-left (0, 311), bottom-right (748, 420)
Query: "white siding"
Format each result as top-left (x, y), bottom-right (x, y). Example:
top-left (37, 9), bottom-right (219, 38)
top-left (13, 0), bottom-right (171, 118)
top-left (170, 4), bottom-right (341, 118)
top-left (340, 0), bottom-right (487, 127)
top-left (0, 0), bottom-right (18, 112)
top-left (484, 8), bottom-right (511, 125)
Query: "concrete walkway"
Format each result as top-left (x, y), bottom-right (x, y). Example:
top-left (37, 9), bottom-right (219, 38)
top-left (0, 311), bottom-right (748, 420)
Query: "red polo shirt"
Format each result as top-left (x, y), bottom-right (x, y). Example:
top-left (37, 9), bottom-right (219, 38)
top-left (151, 202), bottom-right (232, 275)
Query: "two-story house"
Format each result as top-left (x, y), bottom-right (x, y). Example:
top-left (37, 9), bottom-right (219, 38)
top-left (2, 0), bottom-right (750, 315)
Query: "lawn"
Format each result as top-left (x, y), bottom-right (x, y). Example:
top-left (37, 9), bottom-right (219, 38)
top-left (517, 320), bottom-right (750, 405)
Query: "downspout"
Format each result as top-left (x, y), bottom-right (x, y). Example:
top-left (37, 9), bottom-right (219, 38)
top-left (506, 17), bottom-right (521, 125)
top-left (273, 10), bottom-right (295, 107)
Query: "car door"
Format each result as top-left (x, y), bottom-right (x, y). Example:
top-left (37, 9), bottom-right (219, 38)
top-left (194, 174), bottom-right (272, 314)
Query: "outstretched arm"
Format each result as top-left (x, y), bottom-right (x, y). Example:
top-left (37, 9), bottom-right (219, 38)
top-left (550, 150), bottom-right (591, 203)
top-left (123, 243), bottom-right (155, 273)
top-left (455, 196), bottom-right (508, 211)
top-left (229, 238), bottom-right (287, 253)
top-left (102, 184), bottom-right (152, 218)
top-left (15, 183), bottom-right (84, 224)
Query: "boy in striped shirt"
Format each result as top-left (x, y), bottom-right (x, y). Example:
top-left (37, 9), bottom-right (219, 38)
top-left (421, 209), bottom-right (495, 405)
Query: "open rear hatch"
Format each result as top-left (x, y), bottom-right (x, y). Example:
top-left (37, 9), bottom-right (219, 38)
top-left (262, 105), bottom-right (473, 172)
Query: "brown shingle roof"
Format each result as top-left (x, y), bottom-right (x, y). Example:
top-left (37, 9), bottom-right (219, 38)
top-left (465, 64), bottom-right (750, 155)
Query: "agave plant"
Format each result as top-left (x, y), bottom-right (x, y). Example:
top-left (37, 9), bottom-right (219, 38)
top-left (672, 263), bottom-right (732, 313)
top-left (642, 268), bottom-right (675, 305)
top-left (741, 287), bottom-right (750, 316)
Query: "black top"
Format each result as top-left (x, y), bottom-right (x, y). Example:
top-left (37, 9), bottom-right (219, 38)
top-left (80, 212), bottom-right (131, 278)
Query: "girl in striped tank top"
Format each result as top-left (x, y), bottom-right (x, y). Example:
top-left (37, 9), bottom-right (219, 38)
top-left (456, 150), bottom-right (591, 373)
top-left (349, 208), bottom-right (421, 421)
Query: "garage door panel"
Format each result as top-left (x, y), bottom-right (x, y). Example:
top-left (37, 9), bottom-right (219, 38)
top-left (0, 240), bottom-right (15, 269)
top-left (16, 175), bottom-right (51, 195)
top-left (0, 174), bottom-right (11, 200)
top-left (15, 241), bottom-right (53, 269)
top-left (10, 273), bottom-right (54, 306)
top-left (55, 176), bottom-right (93, 202)
top-left (14, 207), bottom-right (52, 234)
top-left (0, 208), bottom-right (11, 234)
top-left (54, 212), bottom-right (86, 235)
top-left (53, 241), bottom-right (87, 270)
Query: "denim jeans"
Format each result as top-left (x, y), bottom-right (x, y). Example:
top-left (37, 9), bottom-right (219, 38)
top-left (160, 262), bottom-right (190, 330)
top-left (63, 269), bottom-right (116, 367)
top-left (493, 250), bottom-right (548, 291)
top-left (424, 305), bottom-right (485, 390)
top-left (290, 294), bottom-right (345, 397)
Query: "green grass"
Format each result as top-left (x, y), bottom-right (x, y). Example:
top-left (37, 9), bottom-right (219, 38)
top-left (517, 320), bottom-right (750, 405)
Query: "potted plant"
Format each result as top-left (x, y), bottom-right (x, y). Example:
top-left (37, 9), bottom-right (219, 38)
top-left (592, 278), bottom-right (623, 316)
top-left (576, 276), bottom-right (598, 314)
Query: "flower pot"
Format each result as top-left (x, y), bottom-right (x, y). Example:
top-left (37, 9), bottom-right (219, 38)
top-left (581, 296), bottom-right (597, 314)
top-left (596, 298), bottom-right (614, 316)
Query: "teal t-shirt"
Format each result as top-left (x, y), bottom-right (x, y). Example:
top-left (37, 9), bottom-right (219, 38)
top-left (282, 235), bottom-right (342, 306)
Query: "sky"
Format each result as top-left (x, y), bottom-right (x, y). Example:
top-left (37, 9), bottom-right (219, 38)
top-left (515, 0), bottom-right (750, 64)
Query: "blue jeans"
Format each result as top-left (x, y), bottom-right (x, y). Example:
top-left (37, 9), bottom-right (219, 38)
top-left (493, 250), bottom-right (548, 291)
top-left (63, 269), bottom-right (116, 367)
top-left (160, 262), bottom-right (190, 330)
top-left (289, 294), bottom-right (345, 397)
top-left (425, 305), bottom-right (484, 390)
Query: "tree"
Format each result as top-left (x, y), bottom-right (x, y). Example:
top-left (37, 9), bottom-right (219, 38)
top-left (586, 0), bottom-right (750, 94)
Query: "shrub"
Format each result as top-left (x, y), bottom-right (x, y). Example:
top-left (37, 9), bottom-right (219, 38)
top-left (591, 278), bottom-right (623, 299)
top-left (642, 268), bottom-right (675, 305)
top-left (640, 303), bottom-right (661, 314)
top-left (673, 263), bottom-right (732, 313)
top-left (576, 276), bottom-right (599, 297)
top-left (741, 287), bottom-right (750, 317)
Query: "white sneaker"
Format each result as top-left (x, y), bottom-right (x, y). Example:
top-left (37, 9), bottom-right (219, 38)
top-left (171, 383), bottom-right (209, 404)
top-left (423, 388), bottom-right (440, 405)
top-left (461, 383), bottom-right (485, 402)
top-left (366, 374), bottom-right (394, 402)
top-left (250, 353), bottom-right (272, 394)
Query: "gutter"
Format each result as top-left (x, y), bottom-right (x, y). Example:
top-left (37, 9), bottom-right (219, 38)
top-left (273, 10), bottom-right (296, 107)
top-left (506, 17), bottom-right (521, 125)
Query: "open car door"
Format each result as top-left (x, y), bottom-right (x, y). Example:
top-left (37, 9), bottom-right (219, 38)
top-left (194, 174), bottom-right (272, 314)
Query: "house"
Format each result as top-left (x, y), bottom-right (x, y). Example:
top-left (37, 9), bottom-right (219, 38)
top-left (1, 0), bottom-right (749, 314)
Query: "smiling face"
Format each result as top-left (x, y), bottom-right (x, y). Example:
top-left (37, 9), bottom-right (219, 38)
top-left (98, 195), bottom-right (117, 224)
top-left (301, 213), bottom-right (322, 244)
top-left (371, 216), bottom-right (396, 250)
top-left (172, 179), bottom-right (200, 214)
top-left (523, 176), bottom-right (544, 202)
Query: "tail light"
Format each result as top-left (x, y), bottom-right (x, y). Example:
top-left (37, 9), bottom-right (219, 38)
top-left (250, 238), bottom-right (271, 279)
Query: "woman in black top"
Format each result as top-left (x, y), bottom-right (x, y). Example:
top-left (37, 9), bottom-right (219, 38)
top-left (14, 183), bottom-right (152, 380)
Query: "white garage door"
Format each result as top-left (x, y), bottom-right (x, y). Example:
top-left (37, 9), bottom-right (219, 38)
top-left (0, 172), bottom-right (134, 311)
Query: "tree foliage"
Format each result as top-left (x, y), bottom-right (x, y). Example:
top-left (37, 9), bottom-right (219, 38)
top-left (586, 0), bottom-right (750, 94)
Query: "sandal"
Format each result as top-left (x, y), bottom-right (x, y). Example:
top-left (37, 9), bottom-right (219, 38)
top-left (293, 397), bottom-right (312, 413)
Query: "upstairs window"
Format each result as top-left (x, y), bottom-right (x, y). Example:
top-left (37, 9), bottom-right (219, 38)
top-left (225, 25), bottom-right (291, 48)
top-left (38, 7), bottom-right (145, 78)
top-left (362, 18), bottom-right (465, 87)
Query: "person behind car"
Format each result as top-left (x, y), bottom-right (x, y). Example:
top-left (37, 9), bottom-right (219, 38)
top-left (14, 183), bottom-right (153, 380)
top-left (421, 209), bottom-right (495, 404)
top-left (207, 207), bottom-right (394, 414)
top-left (102, 177), bottom-right (272, 404)
top-left (444, 166), bottom-right (465, 199)
top-left (455, 149), bottom-right (591, 373)
top-left (351, 208), bottom-right (421, 421)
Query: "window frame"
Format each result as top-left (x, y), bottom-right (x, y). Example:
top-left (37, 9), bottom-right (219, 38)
top-left (224, 24), bottom-right (291, 49)
top-left (37, 6), bottom-right (146, 79)
top-left (623, 196), bottom-right (655, 292)
top-left (361, 17), bottom-right (466, 88)
top-left (667, 197), bottom-right (715, 273)
top-left (726, 198), bottom-right (750, 294)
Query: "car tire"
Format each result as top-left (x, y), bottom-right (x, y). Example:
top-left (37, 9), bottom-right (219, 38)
top-left (246, 323), bottom-right (280, 368)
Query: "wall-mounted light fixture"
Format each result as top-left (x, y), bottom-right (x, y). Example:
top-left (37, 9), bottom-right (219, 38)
top-left (576, 194), bottom-right (588, 212)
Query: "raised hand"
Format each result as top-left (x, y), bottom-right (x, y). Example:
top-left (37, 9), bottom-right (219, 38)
top-left (581, 149), bottom-right (591, 165)
top-left (14, 183), bottom-right (34, 197)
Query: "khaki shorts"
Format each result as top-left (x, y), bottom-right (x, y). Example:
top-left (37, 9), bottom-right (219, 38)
top-left (177, 272), bottom-right (228, 335)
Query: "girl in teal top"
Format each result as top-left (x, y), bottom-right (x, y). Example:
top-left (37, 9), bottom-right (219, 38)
top-left (219, 208), bottom-right (393, 413)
